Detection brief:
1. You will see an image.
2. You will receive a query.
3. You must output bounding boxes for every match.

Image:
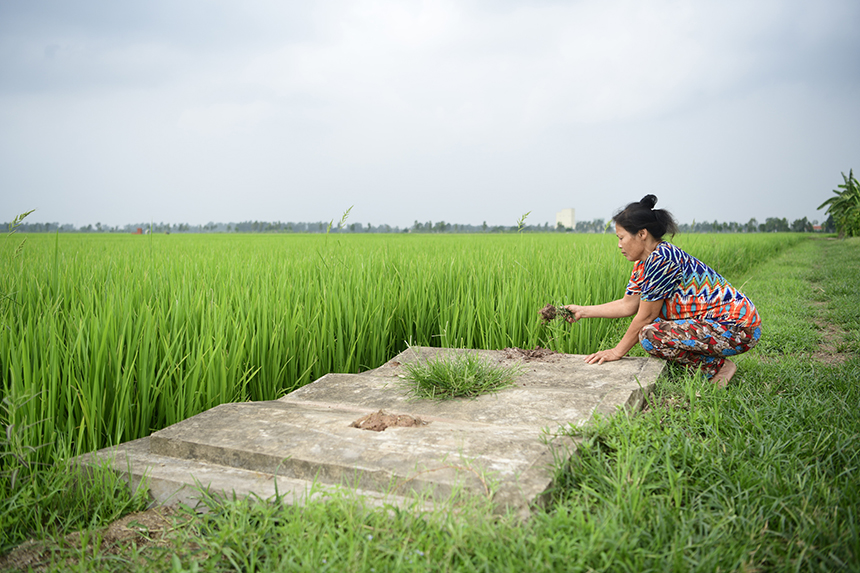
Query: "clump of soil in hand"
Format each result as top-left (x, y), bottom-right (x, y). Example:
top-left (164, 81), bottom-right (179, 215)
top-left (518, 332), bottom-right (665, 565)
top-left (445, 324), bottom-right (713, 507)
top-left (539, 304), bottom-right (576, 324)
top-left (350, 410), bottom-right (427, 432)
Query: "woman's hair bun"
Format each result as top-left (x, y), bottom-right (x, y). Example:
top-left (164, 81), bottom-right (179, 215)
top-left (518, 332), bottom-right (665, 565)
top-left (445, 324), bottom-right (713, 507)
top-left (639, 194), bottom-right (658, 210)
top-left (613, 193), bottom-right (677, 239)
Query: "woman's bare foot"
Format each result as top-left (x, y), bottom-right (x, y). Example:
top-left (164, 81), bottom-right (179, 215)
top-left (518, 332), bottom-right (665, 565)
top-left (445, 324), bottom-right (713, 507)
top-left (711, 359), bottom-right (737, 388)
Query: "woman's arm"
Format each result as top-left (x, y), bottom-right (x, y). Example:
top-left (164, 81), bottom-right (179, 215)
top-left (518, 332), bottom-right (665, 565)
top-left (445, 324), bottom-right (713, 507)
top-left (583, 299), bottom-right (664, 364)
top-left (564, 294), bottom-right (641, 321)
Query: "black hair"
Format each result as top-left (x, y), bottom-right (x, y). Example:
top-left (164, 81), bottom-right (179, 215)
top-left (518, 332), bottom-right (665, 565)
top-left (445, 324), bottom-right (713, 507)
top-left (612, 194), bottom-right (678, 240)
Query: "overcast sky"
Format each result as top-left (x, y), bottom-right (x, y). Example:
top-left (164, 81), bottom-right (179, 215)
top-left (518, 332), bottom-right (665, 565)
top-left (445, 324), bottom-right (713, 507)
top-left (1, 0), bottom-right (858, 228)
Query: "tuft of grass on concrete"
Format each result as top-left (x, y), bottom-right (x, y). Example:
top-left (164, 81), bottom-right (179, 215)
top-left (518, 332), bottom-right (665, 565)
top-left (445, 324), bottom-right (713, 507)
top-left (400, 349), bottom-right (524, 400)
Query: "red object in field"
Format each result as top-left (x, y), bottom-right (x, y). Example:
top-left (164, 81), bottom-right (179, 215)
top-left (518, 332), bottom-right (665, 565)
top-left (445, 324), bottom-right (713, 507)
top-left (135, 228), bottom-right (143, 234)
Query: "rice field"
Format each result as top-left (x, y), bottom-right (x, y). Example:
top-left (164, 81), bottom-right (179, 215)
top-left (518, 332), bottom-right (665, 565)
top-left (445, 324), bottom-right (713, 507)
top-left (0, 232), bottom-right (802, 466)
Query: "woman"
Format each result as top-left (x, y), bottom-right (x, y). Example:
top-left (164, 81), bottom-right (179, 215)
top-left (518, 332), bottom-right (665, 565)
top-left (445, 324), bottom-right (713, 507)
top-left (562, 195), bottom-right (761, 386)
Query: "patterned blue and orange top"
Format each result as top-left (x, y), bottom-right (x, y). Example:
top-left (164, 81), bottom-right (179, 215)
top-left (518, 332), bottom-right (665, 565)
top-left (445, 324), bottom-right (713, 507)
top-left (625, 242), bottom-right (761, 329)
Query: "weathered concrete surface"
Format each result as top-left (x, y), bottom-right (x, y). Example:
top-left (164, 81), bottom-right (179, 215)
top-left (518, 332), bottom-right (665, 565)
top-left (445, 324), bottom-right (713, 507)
top-left (284, 347), bottom-right (662, 429)
top-left (85, 435), bottom-right (426, 511)
top-left (80, 347), bottom-right (664, 517)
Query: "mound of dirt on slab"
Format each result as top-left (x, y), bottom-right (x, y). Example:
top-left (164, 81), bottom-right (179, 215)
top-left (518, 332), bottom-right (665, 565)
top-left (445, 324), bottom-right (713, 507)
top-left (501, 347), bottom-right (559, 362)
top-left (350, 410), bottom-right (427, 432)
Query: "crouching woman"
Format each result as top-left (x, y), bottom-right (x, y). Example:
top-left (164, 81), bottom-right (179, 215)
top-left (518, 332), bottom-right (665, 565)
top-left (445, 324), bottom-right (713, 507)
top-left (562, 195), bottom-right (761, 386)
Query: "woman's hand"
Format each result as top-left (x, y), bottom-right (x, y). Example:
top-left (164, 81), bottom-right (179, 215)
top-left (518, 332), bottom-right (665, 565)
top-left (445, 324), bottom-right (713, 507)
top-left (562, 296), bottom-right (640, 322)
top-left (584, 347), bottom-right (624, 365)
top-left (562, 305), bottom-right (586, 323)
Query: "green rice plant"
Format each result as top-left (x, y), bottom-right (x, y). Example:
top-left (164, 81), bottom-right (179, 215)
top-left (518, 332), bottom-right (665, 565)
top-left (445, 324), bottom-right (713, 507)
top-left (400, 349), bottom-right (524, 400)
top-left (517, 210), bottom-right (531, 233)
top-left (3, 209), bottom-right (34, 263)
top-left (0, 231), bottom-right (803, 469)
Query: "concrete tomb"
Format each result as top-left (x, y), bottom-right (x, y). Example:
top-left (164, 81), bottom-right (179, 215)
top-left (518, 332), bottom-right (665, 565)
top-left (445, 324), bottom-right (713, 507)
top-left (80, 347), bottom-right (664, 518)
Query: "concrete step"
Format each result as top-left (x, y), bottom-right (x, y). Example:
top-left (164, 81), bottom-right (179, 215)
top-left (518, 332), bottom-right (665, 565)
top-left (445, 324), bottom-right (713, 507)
top-left (82, 436), bottom-right (430, 512)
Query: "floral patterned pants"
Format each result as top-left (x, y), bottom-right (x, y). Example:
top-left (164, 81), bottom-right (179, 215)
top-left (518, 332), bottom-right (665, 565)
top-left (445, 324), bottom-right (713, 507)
top-left (638, 318), bottom-right (762, 379)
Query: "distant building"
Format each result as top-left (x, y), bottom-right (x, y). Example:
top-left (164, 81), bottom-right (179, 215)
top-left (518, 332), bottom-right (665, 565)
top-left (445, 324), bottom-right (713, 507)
top-left (556, 208), bottom-right (575, 229)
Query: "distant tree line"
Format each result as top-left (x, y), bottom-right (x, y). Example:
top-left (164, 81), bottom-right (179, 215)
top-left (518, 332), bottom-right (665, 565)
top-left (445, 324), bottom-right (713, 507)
top-left (7, 215), bottom-right (835, 234)
top-left (678, 216), bottom-right (830, 234)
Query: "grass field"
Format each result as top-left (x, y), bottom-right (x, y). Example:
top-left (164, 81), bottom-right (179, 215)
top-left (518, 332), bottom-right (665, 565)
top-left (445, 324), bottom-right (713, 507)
top-left (3, 232), bottom-right (856, 572)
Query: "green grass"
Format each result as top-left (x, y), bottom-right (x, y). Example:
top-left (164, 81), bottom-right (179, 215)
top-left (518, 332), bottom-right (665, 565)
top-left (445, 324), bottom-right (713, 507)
top-left (0, 402), bottom-right (149, 555)
top-left (553, 358), bottom-right (859, 571)
top-left (400, 349), bottom-right (524, 400)
top-left (2, 232), bottom-right (835, 570)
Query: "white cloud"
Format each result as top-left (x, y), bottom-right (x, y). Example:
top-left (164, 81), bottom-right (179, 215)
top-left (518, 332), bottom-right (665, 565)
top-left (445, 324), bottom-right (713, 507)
top-left (233, 0), bottom-right (777, 141)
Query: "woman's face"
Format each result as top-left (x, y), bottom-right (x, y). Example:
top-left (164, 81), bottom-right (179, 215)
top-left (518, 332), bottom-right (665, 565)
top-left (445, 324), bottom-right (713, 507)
top-left (616, 226), bottom-right (648, 262)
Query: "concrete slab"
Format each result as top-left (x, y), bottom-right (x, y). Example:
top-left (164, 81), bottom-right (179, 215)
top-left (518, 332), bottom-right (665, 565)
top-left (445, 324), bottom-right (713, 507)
top-left (283, 347), bottom-right (663, 429)
top-left (79, 347), bottom-right (664, 518)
